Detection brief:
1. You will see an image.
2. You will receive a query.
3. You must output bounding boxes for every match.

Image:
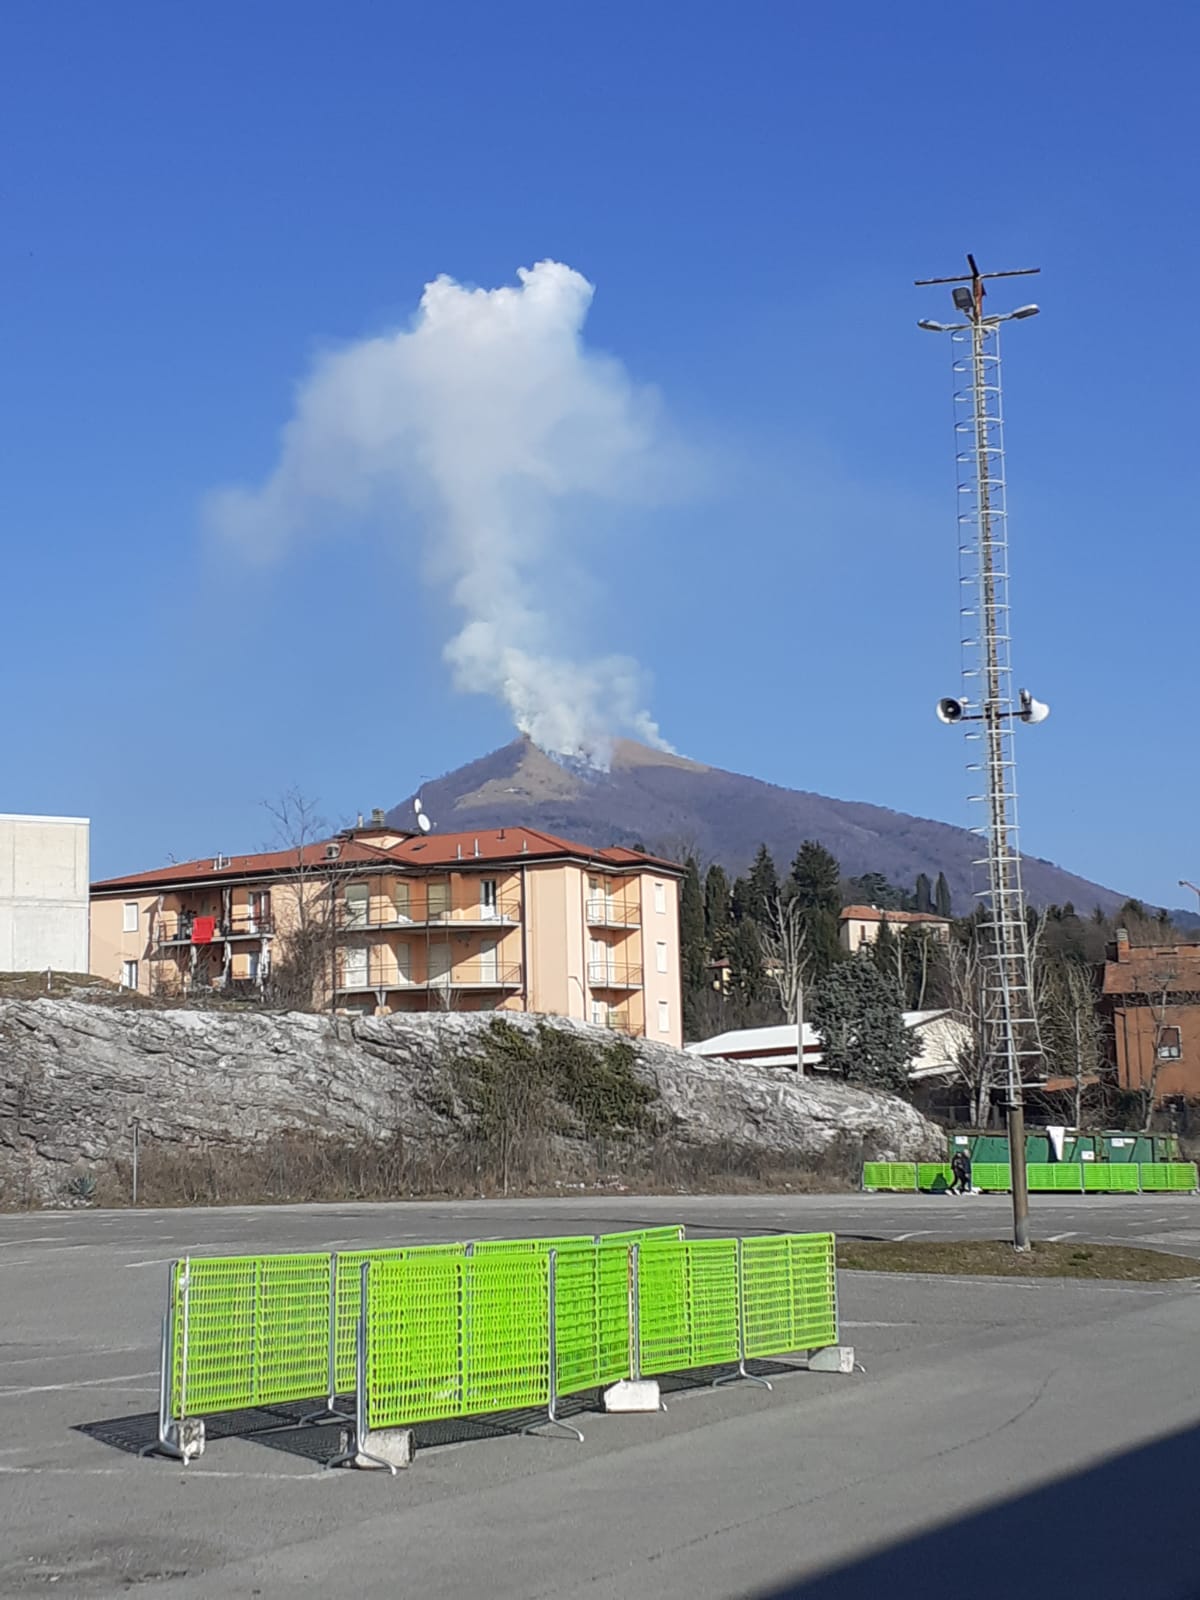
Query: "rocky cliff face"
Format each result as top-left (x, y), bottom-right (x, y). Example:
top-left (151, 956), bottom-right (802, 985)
top-left (0, 999), bottom-right (942, 1205)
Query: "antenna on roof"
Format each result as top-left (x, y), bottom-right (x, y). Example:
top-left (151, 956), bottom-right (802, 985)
top-left (413, 796), bottom-right (432, 835)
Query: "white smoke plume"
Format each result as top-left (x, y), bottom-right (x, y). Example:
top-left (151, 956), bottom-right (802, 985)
top-left (208, 260), bottom-right (678, 762)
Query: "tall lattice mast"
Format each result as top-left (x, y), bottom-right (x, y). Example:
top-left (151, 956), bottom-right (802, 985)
top-left (916, 254), bottom-right (1049, 1251)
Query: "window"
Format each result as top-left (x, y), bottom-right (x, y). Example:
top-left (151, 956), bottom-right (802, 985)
top-left (393, 881), bottom-right (411, 922)
top-left (248, 890), bottom-right (271, 932)
top-left (1157, 1026), bottom-right (1182, 1062)
top-left (394, 941), bottom-right (412, 983)
top-left (478, 938), bottom-right (499, 982)
top-left (653, 881), bottom-right (666, 915)
top-left (428, 942), bottom-right (452, 985)
top-left (426, 881), bottom-right (450, 920)
top-left (344, 884), bottom-right (369, 928)
top-left (123, 902), bottom-right (139, 933)
top-left (121, 960), bottom-right (138, 990)
top-left (247, 952), bottom-right (260, 983)
top-left (480, 879), bottom-right (498, 920)
top-left (656, 940), bottom-right (668, 975)
top-left (658, 998), bottom-right (670, 1034)
top-left (591, 1001), bottom-right (605, 1026)
top-left (342, 946), bottom-right (367, 988)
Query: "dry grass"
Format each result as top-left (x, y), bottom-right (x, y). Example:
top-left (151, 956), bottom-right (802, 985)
top-left (837, 1238), bottom-right (1200, 1281)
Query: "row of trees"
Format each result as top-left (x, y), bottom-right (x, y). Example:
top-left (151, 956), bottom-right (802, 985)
top-left (679, 838), bottom-right (1191, 1123)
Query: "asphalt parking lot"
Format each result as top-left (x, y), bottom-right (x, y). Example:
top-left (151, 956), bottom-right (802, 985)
top-left (2, 1192), bottom-right (1199, 1599)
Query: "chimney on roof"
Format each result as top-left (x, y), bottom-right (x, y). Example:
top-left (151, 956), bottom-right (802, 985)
top-left (356, 813), bottom-right (364, 829)
top-left (456, 843), bottom-right (462, 860)
top-left (473, 837), bottom-right (480, 858)
top-left (498, 828), bottom-right (505, 841)
top-left (371, 808), bottom-right (385, 826)
top-left (1116, 926), bottom-right (1131, 963)
top-left (521, 837), bottom-right (528, 853)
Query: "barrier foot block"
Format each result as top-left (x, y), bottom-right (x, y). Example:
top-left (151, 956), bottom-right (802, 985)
top-left (141, 1418), bottom-right (204, 1463)
top-left (603, 1380), bottom-right (662, 1413)
top-left (338, 1426), bottom-right (411, 1471)
top-left (808, 1345), bottom-right (856, 1375)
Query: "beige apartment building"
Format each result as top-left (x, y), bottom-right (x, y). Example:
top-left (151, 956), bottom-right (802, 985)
top-left (838, 904), bottom-right (952, 953)
top-left (90, 822), bottom-right (684, 1047)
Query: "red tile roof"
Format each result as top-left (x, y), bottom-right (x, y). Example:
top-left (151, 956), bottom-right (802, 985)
top-left (91, 827), bottom-right (682, 893)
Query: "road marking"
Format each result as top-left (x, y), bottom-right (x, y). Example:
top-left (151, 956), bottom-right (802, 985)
top-left (893, 1231), bottom-right (933, 1242)
top-left (123, 1258), bottom-right (173, 1269)
top-left (1047, 1232), bottom-right (1078, 1242)
top-left (841, 1320), bottom-right (913, 1328)
top-left (0, 1370), bottom-right (156, 1398)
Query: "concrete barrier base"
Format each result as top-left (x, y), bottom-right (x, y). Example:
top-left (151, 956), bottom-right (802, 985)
top-left (603, 1379), bottom-right (662, 1413)
top-left (809, 1345), bottom-right (855, 1374)
top-left (167, 1418), bottom-right (205, 1462)
top-left (340, 1426), bottom-right (413, 1469)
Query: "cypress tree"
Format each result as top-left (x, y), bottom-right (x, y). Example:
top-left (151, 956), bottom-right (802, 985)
top-left (914, 873), bottom-right (934, 914)
top-left (704, 863), bottom-right (732, 956)
top-left (680, 856), bottom-right (707, 991)
top-left (934, 871), bottom-right (953, 919)
top-left (746, 845), bottom-right (779, 926)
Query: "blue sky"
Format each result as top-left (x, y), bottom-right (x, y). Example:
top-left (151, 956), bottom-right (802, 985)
top-left (2, 1), bottom-right (1196, 906)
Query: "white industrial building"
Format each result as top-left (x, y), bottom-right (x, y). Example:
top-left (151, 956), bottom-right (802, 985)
top-left (0, 814), bottom-right (90, 974)
top-left (687, 1010), bottom-right (968, 1083)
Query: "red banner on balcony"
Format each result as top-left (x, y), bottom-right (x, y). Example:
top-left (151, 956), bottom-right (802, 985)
top-left (191, 916), bottom-right (216, 944)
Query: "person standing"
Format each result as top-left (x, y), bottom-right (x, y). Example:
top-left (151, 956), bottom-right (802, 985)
top-left (950, 1149), bottom-right (972, 1196)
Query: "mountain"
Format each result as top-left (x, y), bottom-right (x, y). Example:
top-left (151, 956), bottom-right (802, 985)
top-left (387, 738), bottom-right (1130, 916)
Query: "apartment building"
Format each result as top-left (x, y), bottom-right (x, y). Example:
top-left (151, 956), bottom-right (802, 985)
top-left (1101, 928), bottom-right (1200, 1103)
top-left (838, 904), bottom-right (952, 954)
top-left (0, 813), bottom-right (90, 973)
top-left (90, 822), bottom-right (684, 1047)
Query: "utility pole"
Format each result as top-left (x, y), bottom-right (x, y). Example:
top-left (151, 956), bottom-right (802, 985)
top-left (917, 254), bottom-right (1049, 1253)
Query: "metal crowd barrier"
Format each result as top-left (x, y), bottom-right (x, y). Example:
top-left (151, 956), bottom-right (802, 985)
top-left (862, 1161), bottom-right (1199, 1196)
top-left (149, 1226), bottom-right (839, 1469)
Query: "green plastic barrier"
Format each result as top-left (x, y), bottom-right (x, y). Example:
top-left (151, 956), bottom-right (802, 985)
top-left (333, 1244), bottom-right (464, 1395)
top-left (1140, 1163), bottom-right (1198, 1192)
top-left (741, 1233), bottom-right (837, 1357)
top-left (1083, 1164), bottom-right (1140, 1193)
top-left (862, 1162), bottom-right (917, 1192)
top-left (637, 1239), bottom-right (740, 1376)
top-left (173, 1253), bottom-right (331, 1419)
top-left (971, 1163), bottom-right (1011, 1191)
top-left (365, 1252), bottom-right (551, 1430)
top-left (598, 1226), bottom-right (685, 1246)
top-left (918, 1163), bottom-right (955, 1193)
top-left (469, 1235), bottom-right (595, 1255)
top-left (552, 1241), bottom-right (632, 1397)
top-left (1026, 1163), bottom-right (1083, 1192)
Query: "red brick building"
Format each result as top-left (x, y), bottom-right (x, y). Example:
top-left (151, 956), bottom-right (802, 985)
top-left (1101, 930), bottom-right (1200, 1102)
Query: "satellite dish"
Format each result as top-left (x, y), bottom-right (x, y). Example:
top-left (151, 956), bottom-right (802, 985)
top-left (417, 813), bottom-right (432, 834)
top-left (413, 798), bottom-right (423, 815)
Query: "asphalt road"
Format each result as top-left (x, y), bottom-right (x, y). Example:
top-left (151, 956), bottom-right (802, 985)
top-left (3, 1193), bottom-right (1200, 1599)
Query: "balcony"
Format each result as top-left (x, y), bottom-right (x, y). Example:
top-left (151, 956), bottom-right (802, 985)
top-left (340, 893), bottom-right (522, 933)
top-left (587, 961), bottom-right (644, 989)
top-left (586, 898), bottom-right (640, 929)
top-left (335, 961), bottom-right (523, 993)
top-left (155, 911), bottom-right (274, 947)
top-left (599, 1010), bottom-right (641, 1037)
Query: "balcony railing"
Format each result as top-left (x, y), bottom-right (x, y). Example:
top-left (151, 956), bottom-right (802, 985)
top-left (335, 961), bottom-right (523, 993)
top-left (599, 1010), bottom-right (641, 1037)
top-left (340, 894), bottom-right (522, 931)
top-left (587, 961), bottom-right (644, 989)
top-left (156, 911), bottom-right (275, 946)
top-left (586, 898), bottom-right (640, 929)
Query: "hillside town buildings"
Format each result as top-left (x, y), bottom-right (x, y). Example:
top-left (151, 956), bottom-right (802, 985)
top-left (90, 821), bottom-right (684, 1047)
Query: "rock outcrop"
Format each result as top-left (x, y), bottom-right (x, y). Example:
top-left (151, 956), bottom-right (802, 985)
top-left (0, 999), bottom-right (943, 1204)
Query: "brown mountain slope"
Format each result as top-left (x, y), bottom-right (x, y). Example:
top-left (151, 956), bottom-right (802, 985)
top-left (387, 737), bottom-right (1126, 915)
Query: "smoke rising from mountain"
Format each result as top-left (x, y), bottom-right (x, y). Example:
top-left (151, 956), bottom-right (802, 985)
top-left (208, 260), bottom-right (677, 762)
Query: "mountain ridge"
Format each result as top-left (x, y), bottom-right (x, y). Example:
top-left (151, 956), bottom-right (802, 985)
top-left (387, 737), bottom-right (1128, 915)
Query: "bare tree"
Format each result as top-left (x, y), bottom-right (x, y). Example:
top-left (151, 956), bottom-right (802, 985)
top-left (947, 932), bottom-right (994, 1127)
top-left (1138, 962), bottom-right (1179, 1132)
top-left (759, 893), bottom-right (810, 1072)
top-left (262, 788), bottom-right (359, 1012)
top-left (1039, 959), bottom-right (1104, 1128)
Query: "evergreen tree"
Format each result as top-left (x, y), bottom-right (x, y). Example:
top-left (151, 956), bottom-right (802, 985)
top-left (746, 845), bottom-right (779, 925)
top-left (728, 918), bottom-right (766, 1005)
top-left (730, 876), bottom-right (752, 923)
top-left (934, 871), bottom-right (953, 919)
top-left (914, 873), bottom-right (934, 914)
top-left (680, 856), bottom-right (707, 992)
top-left (704, 864), bottom-right (732, 956)
top-left (871, 917), bottom-right (900, 987)
top-left (844, 871), bottom-right (907, 911)
top-left (790, 841), bottom-right (841, 915)
top-left (809, 951), bottom-right (919, 1092)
